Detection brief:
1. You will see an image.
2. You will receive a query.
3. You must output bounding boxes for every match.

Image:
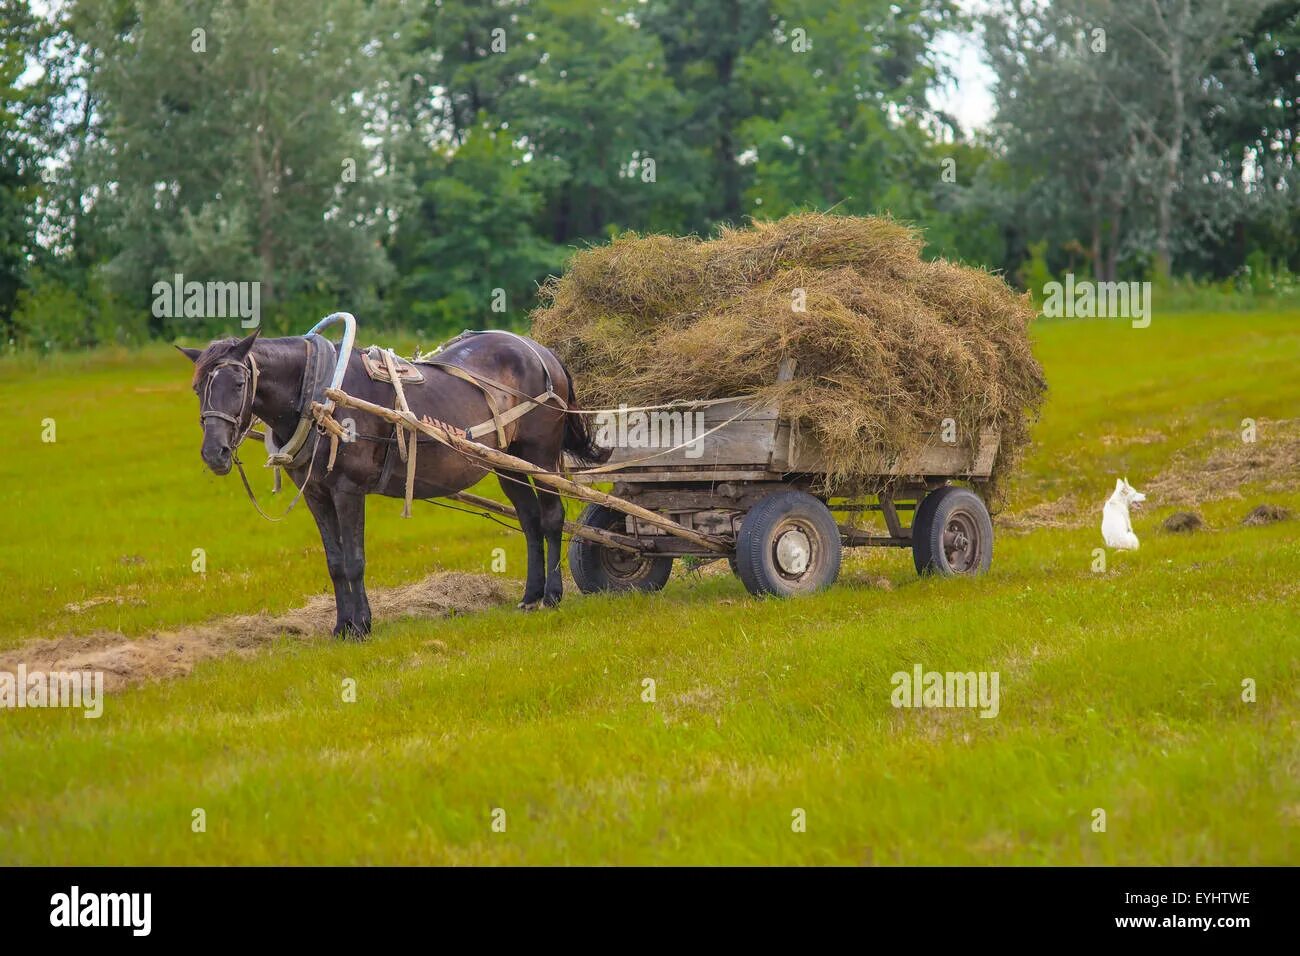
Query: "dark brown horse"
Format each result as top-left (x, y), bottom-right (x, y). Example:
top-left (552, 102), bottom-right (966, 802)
top-left (179, 328), bottom-right (606, 637)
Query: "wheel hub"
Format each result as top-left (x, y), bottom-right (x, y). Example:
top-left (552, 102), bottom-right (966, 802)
top-left (775, 528), bottom-right (811, 575)
top-left (942, 511), bottom-right (979, 572)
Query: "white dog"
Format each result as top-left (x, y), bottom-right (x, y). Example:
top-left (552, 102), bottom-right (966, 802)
top-left (1101, 477), bottom-right (1146, 550)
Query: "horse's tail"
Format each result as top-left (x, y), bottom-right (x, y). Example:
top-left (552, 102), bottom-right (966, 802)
top-left (557, 359), bottom-right (612, 466)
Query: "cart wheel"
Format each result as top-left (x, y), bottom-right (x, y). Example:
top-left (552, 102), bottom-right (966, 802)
top-left (569, 504), bottom-right (673, 594)
top-left (912, 486), bottom-right (993, 577)
top-left (734, 491), bottom-right (842, 597)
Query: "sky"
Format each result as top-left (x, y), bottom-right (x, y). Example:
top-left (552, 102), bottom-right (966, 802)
top-left (928, 0), bottom-right (997, 135)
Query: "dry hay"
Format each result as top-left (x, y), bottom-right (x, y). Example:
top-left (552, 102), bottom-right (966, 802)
top-left (533, 213), bottom-right (1045, 499)
top-left (1147, 418), bottom-right (1300, 506)
top-left (0, 572), bottom-right (510, 693)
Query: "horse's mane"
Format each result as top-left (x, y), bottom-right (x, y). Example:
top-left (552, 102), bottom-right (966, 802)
top-left (191, 335), bottom-right (302, 389)
top-left (191, 338), bottom-right (243, 389)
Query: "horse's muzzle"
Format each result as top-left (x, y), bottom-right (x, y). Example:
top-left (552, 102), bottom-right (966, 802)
top-left (203, 444), bottom-right (233, 476)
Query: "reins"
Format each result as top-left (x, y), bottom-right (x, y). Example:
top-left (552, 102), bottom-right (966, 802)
top-left (231, 430), bottom-right (319, 522)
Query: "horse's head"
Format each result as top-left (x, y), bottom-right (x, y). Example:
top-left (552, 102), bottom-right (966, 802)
top-left (177, 329), bottom-right (260, 476)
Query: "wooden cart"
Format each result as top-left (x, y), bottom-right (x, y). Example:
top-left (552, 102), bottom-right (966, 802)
top-left (563, 390), bottom-right (1000, 598)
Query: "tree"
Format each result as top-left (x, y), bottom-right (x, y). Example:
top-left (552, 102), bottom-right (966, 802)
top-left (74, 0), bottom-right (401, 334)
top-left (984, 0), bottom-right (1273, 281)
top-left (389, 122), bottom-right (563, 335)
top-left (735, 0), bottom-right (954, 230)
top-left (642, 0), bottom-right (774, 226)
top-left (0, 0), bottom-right (48, 327)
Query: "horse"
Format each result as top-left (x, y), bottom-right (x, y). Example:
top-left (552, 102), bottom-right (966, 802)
top-left (178, 328), bottom-right (608, 638)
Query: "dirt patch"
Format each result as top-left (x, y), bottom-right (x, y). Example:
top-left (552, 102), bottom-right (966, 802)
top-left (1162, 511), bottom-right (1205, 533)
top-left (1100, 430), bottom-right (1167, 447)
top-left (1147, 418), bottom-right (1300, 506)
top-left (0, 572), bottom-right (511, 693)
top-left (64, 594), bottom-right (147, 614)
top-left (1242, 503), bottom-right (1291, 527)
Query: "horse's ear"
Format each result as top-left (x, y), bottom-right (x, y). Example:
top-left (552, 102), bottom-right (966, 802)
top-left (176, 345), bottom-right (202, 363)
top-left (229, 327), bottom-right (261, 360)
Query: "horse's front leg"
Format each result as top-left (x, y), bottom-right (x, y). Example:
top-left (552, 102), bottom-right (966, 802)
top-left (332, 490), bottom-right (372, 637)
top-left (497, 471), bottom-right (546, 609)
top-left (306, 487), bottom-right (357, 638)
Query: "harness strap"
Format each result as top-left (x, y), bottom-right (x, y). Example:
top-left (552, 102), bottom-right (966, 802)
top-left (464, 390), bottom-right (556, 442)
top-left (266, 335), bottom-right (337, 471)
top-left (430, 362), bottom-right (510, 447)
top-left (381, 348), bottom-right (419, 518)
top-left (420, 357), bottom-right (568, 412)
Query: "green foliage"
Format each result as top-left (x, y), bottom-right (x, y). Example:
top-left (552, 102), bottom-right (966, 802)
top-left (5, 0), bottom-right (1298, 350)
top-left (0, 0), bottom-right (45, 327)
top-left (737, 0), bottom-right (952, 220)
top-left (75, 0), bottom-right (398, 326)
top-left (10, 269), bottom-right (150, 351)
top-left (391, 124), bottom-right (564, 336)
top-left (1016, 241), bottom-right (1055, 305)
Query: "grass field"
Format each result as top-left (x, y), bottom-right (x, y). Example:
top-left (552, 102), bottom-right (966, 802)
top-left (1, 310), bottom-right (1298, 864)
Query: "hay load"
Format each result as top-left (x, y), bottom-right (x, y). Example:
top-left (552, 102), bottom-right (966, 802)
top-left (531, 213), bottom-right (1045, 498)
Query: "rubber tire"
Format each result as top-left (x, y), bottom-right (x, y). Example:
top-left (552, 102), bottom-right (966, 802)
top-left (569, 504), bottom-right (674, 594)
top-left (911, 486), bottom-right (993, 577)
top-left (734, 491), bottom-right (842, 597)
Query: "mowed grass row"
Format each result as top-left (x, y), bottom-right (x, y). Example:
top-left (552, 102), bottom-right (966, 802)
top-left (0, 310), bottom-right (1297, 864)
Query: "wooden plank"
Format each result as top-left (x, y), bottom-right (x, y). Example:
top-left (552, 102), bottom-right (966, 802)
top-left (577, 467), bottom-right (784, 484)
top-left (840, 526), bottom-right (912, 548)
top-left (971, 429), bottom-right (1000, 478)
top-left (788, 427), bottom-right (1001, 477)
top-left (323, 388), bottom-right (731, 553)
top-left (598, 418), bottom-right (778, 469)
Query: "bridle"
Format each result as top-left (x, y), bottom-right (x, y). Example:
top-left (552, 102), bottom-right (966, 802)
top-left (197, 348), bottom-right (321, 522)
top-left (199, 353), bottom-right (260, 447)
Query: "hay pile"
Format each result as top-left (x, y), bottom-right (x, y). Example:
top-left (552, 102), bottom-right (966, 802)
top-left (532, 213), bottom-right (1045, 497)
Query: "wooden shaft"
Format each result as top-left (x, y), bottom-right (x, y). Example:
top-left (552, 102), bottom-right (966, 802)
top-left (324, 388), bottom-right (730, 553)
top-left (448, 492), bottom-right (642, 554)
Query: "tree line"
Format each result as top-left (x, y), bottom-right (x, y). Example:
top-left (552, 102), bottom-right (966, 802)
top-left (1, 0), bottom-right (1296, 350)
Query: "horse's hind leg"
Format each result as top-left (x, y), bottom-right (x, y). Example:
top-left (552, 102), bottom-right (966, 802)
top-left (537, 486), bottom-right (565, 607)
top-left (497, 470), bottom-right (546, 609)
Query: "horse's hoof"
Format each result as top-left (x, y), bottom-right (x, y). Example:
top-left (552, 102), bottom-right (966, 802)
top-left (333, 621), bottom-right (371, 641)
top-left (542, 593), bottom-right (562, 608)
top-left (517, 599), bottom-right (543, 611)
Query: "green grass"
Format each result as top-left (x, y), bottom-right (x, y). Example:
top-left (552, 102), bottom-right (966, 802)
top-left (1, 311), bottom-right (1298, 864)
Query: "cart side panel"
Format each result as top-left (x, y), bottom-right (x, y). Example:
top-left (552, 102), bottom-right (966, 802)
top-left (594, 397), bottom-right (782, 470)
top-left (786, 427), bottom-right (1001, 479)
